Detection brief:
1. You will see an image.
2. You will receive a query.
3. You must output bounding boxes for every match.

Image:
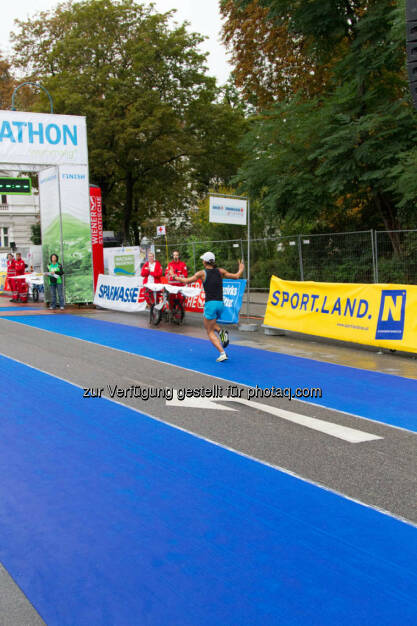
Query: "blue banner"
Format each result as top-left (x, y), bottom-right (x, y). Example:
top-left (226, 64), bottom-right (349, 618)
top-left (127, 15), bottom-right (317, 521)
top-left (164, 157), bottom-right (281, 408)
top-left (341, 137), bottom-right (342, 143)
top-left (218, 279), bottom-right (246, 324)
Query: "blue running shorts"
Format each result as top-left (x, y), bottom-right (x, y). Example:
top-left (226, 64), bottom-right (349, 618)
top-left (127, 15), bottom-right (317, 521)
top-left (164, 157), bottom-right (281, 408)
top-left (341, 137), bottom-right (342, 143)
top-left (204, 300), bottom-right (224, 320)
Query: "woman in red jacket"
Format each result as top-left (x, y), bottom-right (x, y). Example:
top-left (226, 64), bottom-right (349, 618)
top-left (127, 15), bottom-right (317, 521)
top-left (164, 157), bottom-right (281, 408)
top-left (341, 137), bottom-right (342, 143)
top-left (141, 251), bottom-right (163, 306)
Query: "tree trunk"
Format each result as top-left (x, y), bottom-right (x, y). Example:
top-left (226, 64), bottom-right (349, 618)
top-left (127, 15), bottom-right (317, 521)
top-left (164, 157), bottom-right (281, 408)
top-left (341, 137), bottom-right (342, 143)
top-left (375, 193), bottom-right (402, 256)
top-left (123, 171), bottom-right (134, 244)
top-left (132, 196), bottom-right (140, 246)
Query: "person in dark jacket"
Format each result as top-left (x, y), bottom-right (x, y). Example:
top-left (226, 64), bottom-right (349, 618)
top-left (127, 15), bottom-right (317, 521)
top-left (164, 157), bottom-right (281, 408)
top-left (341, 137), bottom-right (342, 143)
top-left (46, 254), bottom-right (65, 310)
top-left (171, 251), bottom-right (244, 362)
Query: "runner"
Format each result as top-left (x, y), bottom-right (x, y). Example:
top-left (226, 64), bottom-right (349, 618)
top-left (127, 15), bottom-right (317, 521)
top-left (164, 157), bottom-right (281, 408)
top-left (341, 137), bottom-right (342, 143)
top-left (171, 251), bottom-right (244, 362)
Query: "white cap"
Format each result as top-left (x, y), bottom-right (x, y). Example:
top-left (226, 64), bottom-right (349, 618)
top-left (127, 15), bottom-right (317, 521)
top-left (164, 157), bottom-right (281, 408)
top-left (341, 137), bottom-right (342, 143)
top-left (200, 251), bottom-right (215, 263)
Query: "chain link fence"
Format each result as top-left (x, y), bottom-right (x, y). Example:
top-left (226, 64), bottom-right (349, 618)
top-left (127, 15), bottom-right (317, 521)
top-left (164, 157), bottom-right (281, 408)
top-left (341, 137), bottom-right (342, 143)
top-left (159, 230), bottom-right (417, 288)
top-left (375, 230), bottom-right (417, 284)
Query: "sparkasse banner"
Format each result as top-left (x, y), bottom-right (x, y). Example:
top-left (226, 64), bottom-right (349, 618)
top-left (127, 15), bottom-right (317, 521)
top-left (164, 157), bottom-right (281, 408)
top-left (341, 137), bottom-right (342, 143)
top-left (94, 274), bottom-right (146, 312)
top-left (0, 110), bottom-right (88, 166)
top-left (264, 276), bottom-right (417, 353)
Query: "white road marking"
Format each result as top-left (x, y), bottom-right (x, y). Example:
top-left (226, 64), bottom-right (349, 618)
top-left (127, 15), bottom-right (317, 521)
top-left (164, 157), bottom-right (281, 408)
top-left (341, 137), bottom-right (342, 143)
top-left (2, 316), bottom-right (415, 436)
top-left (168, 392), bottom-right (383, 443)
top-left (167, 390), bottom-right (237, 411)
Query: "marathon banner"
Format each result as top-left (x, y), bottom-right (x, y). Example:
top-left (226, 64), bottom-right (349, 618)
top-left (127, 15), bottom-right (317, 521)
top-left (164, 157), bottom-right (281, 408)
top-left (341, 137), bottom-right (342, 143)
top-left (264, 276), bottom-right (417, 353)
top-left (94, 274), bottom-right (146, 312)
top-left (184, 279), bottom-right (246, 324)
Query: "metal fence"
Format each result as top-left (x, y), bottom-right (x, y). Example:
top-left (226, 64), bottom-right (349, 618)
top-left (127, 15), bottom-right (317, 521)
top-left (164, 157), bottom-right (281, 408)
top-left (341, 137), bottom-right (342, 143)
top-left (159, 229), bottom-right (417, 289)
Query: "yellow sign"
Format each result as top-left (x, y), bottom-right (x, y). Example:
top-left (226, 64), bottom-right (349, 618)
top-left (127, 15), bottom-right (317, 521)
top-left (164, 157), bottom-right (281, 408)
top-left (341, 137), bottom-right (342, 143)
top-left (264, 276), bottom-right (417, 353)
top-left (0, 271), bottom-right (6, 293)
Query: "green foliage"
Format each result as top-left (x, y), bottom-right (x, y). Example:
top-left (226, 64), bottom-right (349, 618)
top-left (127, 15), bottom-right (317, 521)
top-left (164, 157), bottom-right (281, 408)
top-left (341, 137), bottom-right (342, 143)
top-left (11, 0), bottom-right (245, 241)
top-left (30, 222), bottom-right (41, 245)
top-left (228, 0), bottom-right (417, 236)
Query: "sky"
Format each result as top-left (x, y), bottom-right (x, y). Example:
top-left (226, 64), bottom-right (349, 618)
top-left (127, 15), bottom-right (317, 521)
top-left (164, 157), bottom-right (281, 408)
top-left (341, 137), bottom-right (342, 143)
top-left (0, 0), bottom-right (232, 85)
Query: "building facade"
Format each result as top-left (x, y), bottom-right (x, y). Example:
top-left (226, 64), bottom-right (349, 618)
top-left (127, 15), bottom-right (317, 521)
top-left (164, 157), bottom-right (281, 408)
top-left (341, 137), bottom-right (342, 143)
top-left (0, 192), bottom-right (40, 253)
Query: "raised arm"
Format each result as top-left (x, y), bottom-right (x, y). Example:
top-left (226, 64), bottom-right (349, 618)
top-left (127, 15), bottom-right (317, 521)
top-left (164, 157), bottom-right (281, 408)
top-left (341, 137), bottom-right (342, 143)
top-left (170, 269), bottom-right (205, 285)
top-left (220, 260), bottom-right (245, 280)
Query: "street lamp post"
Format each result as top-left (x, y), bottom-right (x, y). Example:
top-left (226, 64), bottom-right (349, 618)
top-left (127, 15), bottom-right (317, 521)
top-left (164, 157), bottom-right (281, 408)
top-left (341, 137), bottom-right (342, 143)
top-left (11, 82), bottom-right (54, 113)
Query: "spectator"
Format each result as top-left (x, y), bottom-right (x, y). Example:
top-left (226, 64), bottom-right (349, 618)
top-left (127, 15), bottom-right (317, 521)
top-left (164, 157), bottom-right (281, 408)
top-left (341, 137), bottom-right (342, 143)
top-left (46, 254), bottom-right (65, 310)
top-left (141, 251), bottom-right (163, 307)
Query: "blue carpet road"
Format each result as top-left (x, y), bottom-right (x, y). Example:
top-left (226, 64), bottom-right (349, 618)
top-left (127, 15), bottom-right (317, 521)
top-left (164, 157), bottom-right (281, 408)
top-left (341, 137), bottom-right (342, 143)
top-left (2, 313), bottom-right (417, 432)
top-left (0, 351), bottom-right (416, 625)
top-left (0, 307), bottom-right (42, 313)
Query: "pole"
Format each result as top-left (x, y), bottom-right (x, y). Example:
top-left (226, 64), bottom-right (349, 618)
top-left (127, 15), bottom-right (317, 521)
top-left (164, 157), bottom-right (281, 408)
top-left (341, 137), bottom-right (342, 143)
top-left (298, 235), bottom-right (304, 281)
top-left (192, 241), bottom-right (196, 273)
top-left (374, 230), bottom-right (379, 283)
top-left (370, 229), bottom-right (376, 283)
top-left (207, 192), bottom-right (249, 316)
top-left (247, 197), bottom-right (250, 317)
top-left (165, 233), bottom-right (169, 269)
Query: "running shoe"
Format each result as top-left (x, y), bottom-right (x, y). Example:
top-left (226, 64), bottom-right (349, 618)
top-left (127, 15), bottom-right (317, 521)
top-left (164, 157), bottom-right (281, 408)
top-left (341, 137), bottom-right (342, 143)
top-left (220, 328), bottom-right (229, 348)
top-left (216, 352), bottom-right (228, 362)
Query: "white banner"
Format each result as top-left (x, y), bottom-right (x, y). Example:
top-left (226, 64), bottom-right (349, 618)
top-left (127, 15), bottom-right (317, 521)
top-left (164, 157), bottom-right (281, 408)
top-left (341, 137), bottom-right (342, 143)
top-left (209, 196), bottom-right (247, 225)
top-left (0, 110), bottom-right (88, 166)
top-left (0, 253), bottom-right (8, 272)
top-left (94, 274), bottom-right (146, 312)
top-left (164, 283), bottom-right (201, 298)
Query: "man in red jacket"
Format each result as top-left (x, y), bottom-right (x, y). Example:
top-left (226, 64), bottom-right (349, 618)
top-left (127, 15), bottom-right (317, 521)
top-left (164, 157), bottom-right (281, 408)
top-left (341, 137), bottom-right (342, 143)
top-left (6, 253), bottom-right (17, 302)
top-left (165, 250), bottom-right (188, 309)
top-left (15, 252), bottom-right (28, 303)
top-left (141, 251), bottom-right (163, 306)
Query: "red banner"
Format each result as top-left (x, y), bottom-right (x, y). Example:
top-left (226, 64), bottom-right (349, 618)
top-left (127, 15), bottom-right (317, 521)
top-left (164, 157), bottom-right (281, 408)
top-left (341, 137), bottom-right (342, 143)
top-left (89, 185), bottom-right (104, 289)
top-left (184, 280), bottom-right (205, 313)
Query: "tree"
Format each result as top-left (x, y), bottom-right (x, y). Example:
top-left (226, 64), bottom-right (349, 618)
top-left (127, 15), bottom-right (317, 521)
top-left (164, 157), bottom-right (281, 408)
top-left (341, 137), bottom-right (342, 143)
top-left (220, 0), bottom-right (340, 108)
top-left (0, 52), bottom-right (15, 110)
top-left (11, 0), bottom-right (246, 241)
top-left (224, 0), bottom-right (417, 245)
top-left (30, 222), bottom-right (41, 245)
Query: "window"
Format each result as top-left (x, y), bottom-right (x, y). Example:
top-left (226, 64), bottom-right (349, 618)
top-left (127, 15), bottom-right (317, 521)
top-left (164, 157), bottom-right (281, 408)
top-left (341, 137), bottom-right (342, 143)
top-left (0, 227), bottom-right (9, 247)
top-left (1, 195), bottom-right (6, 204)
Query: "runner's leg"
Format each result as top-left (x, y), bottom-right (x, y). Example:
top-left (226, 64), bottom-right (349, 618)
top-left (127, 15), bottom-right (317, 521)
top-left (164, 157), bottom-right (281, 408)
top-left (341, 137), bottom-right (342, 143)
top-left (203, 317), bottom-right (224, 354)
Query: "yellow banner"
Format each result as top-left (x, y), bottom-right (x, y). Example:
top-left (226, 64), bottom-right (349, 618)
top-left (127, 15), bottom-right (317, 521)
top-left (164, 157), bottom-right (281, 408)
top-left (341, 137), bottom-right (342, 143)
top-left (264, 276), bottom-right (417, 353)
top-left (0, 272), bottom-right (6, 293)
